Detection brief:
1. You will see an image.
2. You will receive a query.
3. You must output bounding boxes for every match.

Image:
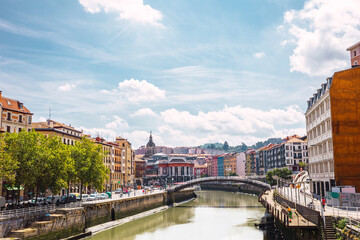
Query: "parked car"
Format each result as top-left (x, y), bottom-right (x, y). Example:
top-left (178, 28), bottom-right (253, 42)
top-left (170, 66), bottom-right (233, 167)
top-left (46, 195), bottom-right (61, 205)
top-left (28, 197), bottom-right (47, 206)
top-left (99, 193), bottom-right (108, 200)
top-left (60, 194), bottom-right (77, 204)
top-left (76, 194), bottom-right (89, 201)
top-left (114, 189), bottom-right (121, 194)
top-left (87, 194), bottom-right (98, 201)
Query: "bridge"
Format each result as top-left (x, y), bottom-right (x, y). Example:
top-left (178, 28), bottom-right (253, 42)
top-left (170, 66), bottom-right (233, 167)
top-left (167, 176), bottom-right (271, 193)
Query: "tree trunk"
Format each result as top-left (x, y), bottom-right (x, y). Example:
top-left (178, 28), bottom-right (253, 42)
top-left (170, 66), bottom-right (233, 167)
top-left (80, 181), bottom-right (83, 200)
top-left (67, 181), bottom-right (70, 203)
top-left (35, 186), bottom-right (39, 205)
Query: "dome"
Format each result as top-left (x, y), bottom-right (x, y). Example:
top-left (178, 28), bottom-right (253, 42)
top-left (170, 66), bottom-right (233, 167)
top-left (146, 132), bottom-right (156, 147)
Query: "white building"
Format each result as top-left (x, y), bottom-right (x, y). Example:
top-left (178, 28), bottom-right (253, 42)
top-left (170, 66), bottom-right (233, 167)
top-left (305, 77), bottom-right (335, 197)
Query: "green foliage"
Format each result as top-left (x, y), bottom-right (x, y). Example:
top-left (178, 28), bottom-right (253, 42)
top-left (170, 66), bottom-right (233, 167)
top-left (266, 168), bottom-right (292, 186)
top-left (201, 138), bottom-right (282, 153)
top-left (0, 134), bottom-right (17, 182)
top-left (223, 141), bottom-right (229, 151)
top-left (229, 172), bottom-right (238, 176)
top-left (1, 131), bottom-right (110, 199)
top-left (200, 173), bottom-right (208, 178)
top-left (71, 137), bottom-right (109, 194)
top-left (298, 161), bottom-right (306, 168)
top-left (336, 218), bottom-right (347, 229)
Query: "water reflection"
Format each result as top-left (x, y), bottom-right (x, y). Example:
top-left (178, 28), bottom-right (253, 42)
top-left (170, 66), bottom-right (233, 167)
top-left (88, 191), bottom-right (266, 240)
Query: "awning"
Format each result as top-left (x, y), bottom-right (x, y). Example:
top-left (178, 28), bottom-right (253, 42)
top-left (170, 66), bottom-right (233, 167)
top-left (4, 184), bottom-right (24, 191)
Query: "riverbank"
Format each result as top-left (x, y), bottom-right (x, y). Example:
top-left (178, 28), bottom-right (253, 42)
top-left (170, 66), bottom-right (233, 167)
top-left (1, 189), bottom-right (196, 240)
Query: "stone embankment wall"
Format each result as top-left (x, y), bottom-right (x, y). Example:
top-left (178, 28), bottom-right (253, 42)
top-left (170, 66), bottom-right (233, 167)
top-left (84, 192), bottom-right (166, 228)
top-left (1, 189), bottom-right (195, 240)
top-left (200, 183), bottom-right (263, 195)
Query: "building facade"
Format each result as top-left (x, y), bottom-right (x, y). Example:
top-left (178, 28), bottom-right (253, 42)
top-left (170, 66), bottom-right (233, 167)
top-left (32, 120), bottom-right (82, 145)
top-left (115, 137), bottom-right (135, 186)
top-left (223, 153), bottom-right (237, 176)
top-left (236, 152), bottom-right (246, 177)
top-left (306, 77), bottom-right (335, 196)
top-left (0, 91), bottom-right (33, 133)
top-left (347, 41), bottom-right (360, 67)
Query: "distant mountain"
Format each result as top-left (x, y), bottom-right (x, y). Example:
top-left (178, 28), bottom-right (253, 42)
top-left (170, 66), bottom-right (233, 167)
top-left (200, 137), bottom-right (282, 153)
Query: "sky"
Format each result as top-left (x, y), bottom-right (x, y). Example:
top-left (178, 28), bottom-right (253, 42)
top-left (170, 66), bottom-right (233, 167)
top-left (0, 0), bottom-right (360, 148)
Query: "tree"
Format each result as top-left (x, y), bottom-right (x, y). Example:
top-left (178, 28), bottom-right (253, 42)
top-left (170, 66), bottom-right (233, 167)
top-left (0, 134), bottom-right (17, 183)
top-left (43, 136), bottom-right (68, 196)
top-left (266, 168), bottom-right (292, 186)
top-left (71, 138), bottom-right (109, 199)
top-left (5, 131), bottom-right (43, 203)
top-left (298, 161), bottom-right (306, 170)
top-left (223, 141), bottom-right (229, 151)
top-left (229, 172), bottom-right (238, 176)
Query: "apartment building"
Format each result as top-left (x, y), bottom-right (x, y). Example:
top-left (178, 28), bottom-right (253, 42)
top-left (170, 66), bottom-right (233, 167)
top-left (0, 91), bottom-right (33, 133)
top-left (116, 137), bottom-right (135, 186)
top-left (32, 119), bottom-right (82, 145)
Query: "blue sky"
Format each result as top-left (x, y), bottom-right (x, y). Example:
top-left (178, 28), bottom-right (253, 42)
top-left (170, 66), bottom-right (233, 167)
top-left (0, 0), bottom-right (359, 148)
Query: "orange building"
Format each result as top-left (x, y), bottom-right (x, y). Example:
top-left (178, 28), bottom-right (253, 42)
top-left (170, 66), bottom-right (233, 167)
top-left (0, 91), bottom-right (33, 133)
top-left (306, 43), bottom-right (360, 195)
top-left (115, 137), bottom-right (135, 186)
top-left (330, 66), bottom-right (360, 192)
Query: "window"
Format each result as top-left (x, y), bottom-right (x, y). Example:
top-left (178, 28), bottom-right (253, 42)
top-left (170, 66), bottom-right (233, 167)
top-left (28, 116), bottom-right (32, 124)
top-left (7, 112), bottom-right (11, 121)
top-left (19, 115), bottom-right (23, 123)
top-left (6, 126), bottom-right (10, 133)
top-left (18, 128), bottom-right (22, 132)
top-left (354, 51), bottom-right (357, 56)
top-left (355, 61), bottom-right (358, 66)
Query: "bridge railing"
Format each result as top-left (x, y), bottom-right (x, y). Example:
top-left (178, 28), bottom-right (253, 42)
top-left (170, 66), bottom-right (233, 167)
top-left (169, 176), bottom-right (270, 192)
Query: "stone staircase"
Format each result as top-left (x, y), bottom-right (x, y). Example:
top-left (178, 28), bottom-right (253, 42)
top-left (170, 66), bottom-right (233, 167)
top-left (323, 216), bottom-right (336, 240)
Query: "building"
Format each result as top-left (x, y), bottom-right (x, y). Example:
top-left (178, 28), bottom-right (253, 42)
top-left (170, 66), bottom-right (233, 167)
top-left (144, 153), bottom-right (195, 185)
top-left (306, 51), bottom-right (360, 194)
top-left (245, 149), bottom-right (255, 176)
top-left (347, 41), bottom-right (360, 67)
top-left (144, 132), bottom-right (156, 158)
top-left (134, 156), bottom-right (146, 185)
top-left (32, 119), bottom-right (82, 145)
top-left (223, 153), bottom-right (237, 176)
top-left (236, 152), bottom-right (246, 177)
top-left (194, 162), bottom-right (208, 178)
top-left (265, 135), bottom-right (308, 173)
top-left (217, 155), bottom-right (224, 176)
top-left (0, 91), bottom-right (33, 133)
top-left (94, 137), bottom-right (117, 191)
top-left (115, 137), bottom-right (135, 187)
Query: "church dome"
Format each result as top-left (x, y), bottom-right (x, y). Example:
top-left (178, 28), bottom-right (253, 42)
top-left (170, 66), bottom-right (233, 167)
top-left (146, 132), bottom-right (156, 147)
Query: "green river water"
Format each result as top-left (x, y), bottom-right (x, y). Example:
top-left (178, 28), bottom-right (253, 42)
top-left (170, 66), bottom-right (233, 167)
top-left (87, 190), bottom-right (267, 240)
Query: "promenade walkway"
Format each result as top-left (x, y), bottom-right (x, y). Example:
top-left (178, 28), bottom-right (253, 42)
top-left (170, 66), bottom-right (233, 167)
top-left (260, 189), bottom-right (317, 228)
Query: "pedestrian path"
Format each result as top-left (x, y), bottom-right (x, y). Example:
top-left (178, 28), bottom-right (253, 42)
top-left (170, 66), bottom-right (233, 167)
top-left (260, 190), bottom-right (317, 228)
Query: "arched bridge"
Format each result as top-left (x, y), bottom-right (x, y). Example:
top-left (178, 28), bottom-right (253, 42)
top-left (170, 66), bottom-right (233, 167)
top-left (167, 176), bottom-right (271, 193)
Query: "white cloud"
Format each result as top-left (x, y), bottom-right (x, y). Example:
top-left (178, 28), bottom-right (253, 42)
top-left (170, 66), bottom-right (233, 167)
top-left (78, 0), bottom-right (163, 27)
top-left (38, 117), bottom-right (47, 122)
top-left (156, 105), bottom-right (305, 147)
top-left (105, 115), bottom-right (129, 129)
top-left (281, 0), bottom-right (360, 76)
top-left (102, 78), bottom-right (165, 103)
top-left (58, 83), bottom-right (76, 91)
top-left (130, 108), bottom-right (157, 118)
top-left (253, 52), bottom-right (265, 58)
top-left (79, 126), bottom-right (117, 140)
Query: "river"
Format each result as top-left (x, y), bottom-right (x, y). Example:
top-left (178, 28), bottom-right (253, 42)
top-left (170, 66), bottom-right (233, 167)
top-left (87, 190), bottom-right (269, 240)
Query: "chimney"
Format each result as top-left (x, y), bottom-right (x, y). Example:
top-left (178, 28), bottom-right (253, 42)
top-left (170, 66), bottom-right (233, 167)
top-left (0, 91), bottom-right (2, 99)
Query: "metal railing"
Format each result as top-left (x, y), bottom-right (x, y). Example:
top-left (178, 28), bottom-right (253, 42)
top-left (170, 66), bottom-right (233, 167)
top-left (0, 204), bottom-right (56, 219)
